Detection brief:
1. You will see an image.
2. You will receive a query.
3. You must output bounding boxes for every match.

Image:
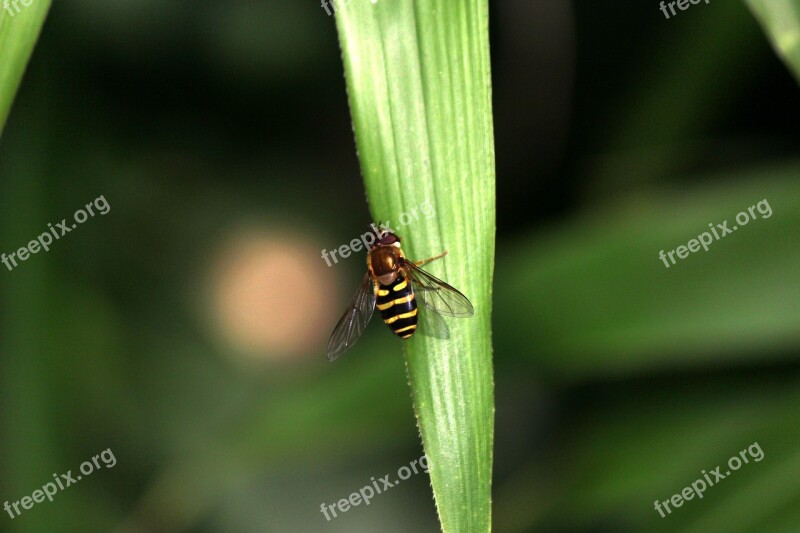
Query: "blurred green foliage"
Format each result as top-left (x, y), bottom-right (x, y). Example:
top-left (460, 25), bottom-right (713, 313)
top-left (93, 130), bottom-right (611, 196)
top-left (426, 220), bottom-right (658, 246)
top-left (746, 0), bottom-right (800, 83)
top-left (0, 1), bottom-right (799, 532)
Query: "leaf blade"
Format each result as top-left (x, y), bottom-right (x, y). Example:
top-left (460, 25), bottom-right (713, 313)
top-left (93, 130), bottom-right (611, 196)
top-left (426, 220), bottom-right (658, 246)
top-left (0, 1), bottom-right (51, 136)
top-left (335, 1), bottom-right (496, 530)
top-left (745, 0), bottom-right (800, 83)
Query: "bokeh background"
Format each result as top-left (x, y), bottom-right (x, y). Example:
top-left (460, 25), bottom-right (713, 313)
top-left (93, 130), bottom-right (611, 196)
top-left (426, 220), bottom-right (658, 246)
top-left (1, 1), bottom-right (799, 531)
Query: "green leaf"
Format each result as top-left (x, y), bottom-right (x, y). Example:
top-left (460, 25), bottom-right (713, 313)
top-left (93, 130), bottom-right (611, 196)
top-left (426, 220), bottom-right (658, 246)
top-left (494, 375), bottom-right (800, 532)
top-left (495, 166), bottom-right (800, 379)
top-left (745, 0), bottom-right (800, 83)
top-left (0, 0), bottom-right (51, 137)
top-left (334, 1), bottom-right (496, 531)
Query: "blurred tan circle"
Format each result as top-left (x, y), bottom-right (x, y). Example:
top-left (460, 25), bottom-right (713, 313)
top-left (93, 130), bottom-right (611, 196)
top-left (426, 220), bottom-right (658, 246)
top-left (210, 229), bottom-right (335, 361)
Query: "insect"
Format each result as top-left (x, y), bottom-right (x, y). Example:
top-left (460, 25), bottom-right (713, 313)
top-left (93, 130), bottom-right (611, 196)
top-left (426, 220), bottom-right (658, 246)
top-left (326, 226), bottom-right (474, 361)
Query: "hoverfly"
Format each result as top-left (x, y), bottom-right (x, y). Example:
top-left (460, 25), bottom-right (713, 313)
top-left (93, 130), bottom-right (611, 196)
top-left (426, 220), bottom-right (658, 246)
top-left (326, 226), bottom-right (474, 361)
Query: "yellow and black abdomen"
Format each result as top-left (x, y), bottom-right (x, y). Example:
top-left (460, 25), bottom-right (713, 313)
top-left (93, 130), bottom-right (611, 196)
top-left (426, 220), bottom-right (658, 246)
top-left (376, 274), bottom-right (418, 339)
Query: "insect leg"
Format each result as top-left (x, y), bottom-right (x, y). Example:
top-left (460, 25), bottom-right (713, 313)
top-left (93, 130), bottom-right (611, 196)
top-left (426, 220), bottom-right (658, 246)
top-left (414, 250), bottom-right (447, 267)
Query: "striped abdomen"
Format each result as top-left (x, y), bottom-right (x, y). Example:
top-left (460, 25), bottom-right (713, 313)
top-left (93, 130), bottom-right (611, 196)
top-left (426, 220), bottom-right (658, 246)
top-left (376, 274), bottom-right (418, 339)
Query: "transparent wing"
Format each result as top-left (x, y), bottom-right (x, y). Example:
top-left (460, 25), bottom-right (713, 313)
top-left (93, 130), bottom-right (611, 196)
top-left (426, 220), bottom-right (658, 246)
top-left (403, 260), bottom-right (474, 318)
top-left (326, 273), bottom-right (376, 361)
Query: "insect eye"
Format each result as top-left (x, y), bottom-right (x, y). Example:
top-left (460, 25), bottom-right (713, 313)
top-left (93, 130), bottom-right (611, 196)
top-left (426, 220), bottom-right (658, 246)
top-left (379, 233), bottom-right (398, 245)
